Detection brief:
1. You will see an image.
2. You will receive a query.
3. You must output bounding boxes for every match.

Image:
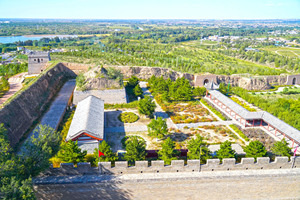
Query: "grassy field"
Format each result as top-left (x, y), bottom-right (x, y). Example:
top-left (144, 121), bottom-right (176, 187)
top-left (256, 92), bottom-right (300, 101)
top-left (260, 47), bottom-right (300, 58)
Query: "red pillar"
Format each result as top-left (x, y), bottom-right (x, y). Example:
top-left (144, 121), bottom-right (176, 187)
top-left (206, 90), bottom-right (208, 97)
top-left (292, 140), bottom-right (295, 148)
top-left (260, 120), bottom-right (262, 126)
top-left (268, 123), bottom-right (270, 130)
top-left (283, 133), bottom-right (285, 138)
top-left (275, 129), bottom-right (277, 136)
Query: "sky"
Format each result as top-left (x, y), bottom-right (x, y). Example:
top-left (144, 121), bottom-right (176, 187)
top-left (0, 0), bottom-right (299, 19)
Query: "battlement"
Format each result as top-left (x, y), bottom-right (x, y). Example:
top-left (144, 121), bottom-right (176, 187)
top-left (40, 157), bottom-right (299, 176)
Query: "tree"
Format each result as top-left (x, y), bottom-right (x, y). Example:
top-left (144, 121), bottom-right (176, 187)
top-left (94, 140), bottom-right (118, 162)
top-left (271, 139), bottom-right (292, 157)
top-left (147, 117), bottom-right (168, 139)
top-left (216, 141), bottom-right (236, 161)
top-left (20, 125), bottom-right (62, 177)
top-left (244, 141), bottom-right (267, 160)
top-left (134, 84), bottom-right (143, 97)
top-left (169, 77), bottom-right (193, 101)
top-left (0, 124), bottom-right (12, 163)
top-left (127, 75), bottom-right (139, 87)
top-left (193, 87), bottom-right (206, 98)
top-left (138, 96), bottom-right (156, 118)
top-left (124, 137), bottom-right (146, 163)
top-left (187, 134), bottom-right (211, 163)
top-left (0, 177), bottom-right (35, 200)
top-left (56, 141), bottom-right (87, 165)
top-left (158, 137), bottom-right (178, 165)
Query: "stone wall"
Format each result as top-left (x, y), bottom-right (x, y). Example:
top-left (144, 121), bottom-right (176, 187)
top-left (40, 156), bottom-right (299, 176)
top-left (0, 63), bottom-right (76, 147)
top-left (286, 74), bottom-right (300, 85)
top-left (73, 88), bottom-right (127, 105)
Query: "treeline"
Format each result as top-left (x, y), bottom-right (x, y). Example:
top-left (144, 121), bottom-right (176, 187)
top-left (53, 40), bottom-right (285, 75)
top-left (148, 75), bottom-right (206, 102)
top-left (0, 63), bottom-right (28, 77)
top-left (232, 87), bottom-right (300, 130)
top-left (220, 49), bottom-right (300, 72)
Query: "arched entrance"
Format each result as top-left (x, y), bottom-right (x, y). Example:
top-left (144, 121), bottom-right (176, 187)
top-left (203, 79), bottom-right (209, 85)
top-left (292, 77), bottom-right (296, 85)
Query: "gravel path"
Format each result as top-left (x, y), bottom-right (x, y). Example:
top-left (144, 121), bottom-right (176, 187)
top-left (176, 120), bottom-right (235, 129)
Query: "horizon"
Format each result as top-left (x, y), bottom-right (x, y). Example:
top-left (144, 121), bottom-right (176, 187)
top-left (0, 0), bottom-right (299, 20)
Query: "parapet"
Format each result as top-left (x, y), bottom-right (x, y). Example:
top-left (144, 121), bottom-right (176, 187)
top-left (40, 156), bottom-right (299, 176)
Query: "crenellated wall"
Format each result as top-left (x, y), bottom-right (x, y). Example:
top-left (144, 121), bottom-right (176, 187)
top-left (40, 156), bottom-right (299, 176)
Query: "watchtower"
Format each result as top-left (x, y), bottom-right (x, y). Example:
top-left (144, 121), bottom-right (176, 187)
top-left (28, 51), bottom-right (51, 74)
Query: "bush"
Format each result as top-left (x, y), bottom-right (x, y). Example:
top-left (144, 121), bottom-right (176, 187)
top-left (229, 125), bottom-right (250, 142)
top-left (118, 112), bottom-right (139, 123)
top-left (200, 99), bottom-right (227, 120)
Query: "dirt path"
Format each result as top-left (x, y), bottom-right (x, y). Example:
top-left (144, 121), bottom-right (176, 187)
top-left (0, 72), bottom-right (27, 105)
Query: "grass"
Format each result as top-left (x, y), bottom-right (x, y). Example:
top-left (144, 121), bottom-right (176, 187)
top-left (200, 99), bottom-right (227, 120)
top-left (229, 124), bottom-right (250, 142)
top-left (104, 101), bottom-right (139, 109)
top-left (230, 96), bottom-right (257, 112)
top-left (118, 112), bottom-right (139, 123)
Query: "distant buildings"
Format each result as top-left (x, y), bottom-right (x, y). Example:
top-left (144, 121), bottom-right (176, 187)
top-left (28, 51), bottom-right (51, 74)
top-left (245, 47), bottom-right (259, 52)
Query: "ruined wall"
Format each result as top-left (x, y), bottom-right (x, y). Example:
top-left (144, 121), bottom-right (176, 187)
top-left (40, 156), bottom-right (299, 176)
top-left (112, 66), bottom-right (194, 83)
top-left (0, 63), bottom-right (76, 147)
top-left (287, 74), bottom-right (300, 85)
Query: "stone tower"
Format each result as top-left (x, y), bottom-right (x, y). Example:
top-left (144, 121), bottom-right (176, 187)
top-left (28, 51), bottom-right (51, 74)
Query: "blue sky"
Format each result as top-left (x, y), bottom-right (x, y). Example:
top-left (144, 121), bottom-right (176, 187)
top-left (0, 0), bottom-right (299, 19)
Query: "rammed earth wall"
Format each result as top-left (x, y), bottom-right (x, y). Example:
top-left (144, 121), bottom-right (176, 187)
top-left (0, 63), bottom-right (76, 148)
top-left (40, 156), bottom-right (299, 176)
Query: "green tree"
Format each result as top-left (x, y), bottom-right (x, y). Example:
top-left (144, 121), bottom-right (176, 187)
top-left (169, 77), bottom-right (193, 101)
top-left (216, 141), bottom-right (236, 161)
top-left (128, 75), bottom-right (139, 87)
top-left (124, 137), bottom-right (146, 163)
top-left (94, 140), bottom-right (118, 162)
top-left (244, 141), bottom-right (267, 160)
top-left (138, 96), bottom-right (156, 118)
top-left (134, 84), bottom-right (143, 97)
top-left (271, 139), bottom-right (292, 157)
top-left (193, 87), bottom-right (207, 98)
top-left (20, 125), bottom-right (62, 177)
top-left (0, 124), bottom-right (12, 163)
top-left (56, 141), bottom-right (87, 165)
top-left (158, 137), bottom-right (178, 165)
top-left (147, 117), bottom-right (168, 139)
top-left (187, 134), bottom-right (211, 163)
top-left (1, 177), bottom-right (35, 200)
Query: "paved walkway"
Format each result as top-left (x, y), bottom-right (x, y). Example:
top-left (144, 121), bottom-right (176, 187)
top-left (176, 120), bottom-right (235, 129)
top-left (139, 81), bottom-right (176, 128)
top-left (22, 80), bottom-right (76, 143)
top-left (0, 72), bottom-right (26, 105)
top-left (34, 168), bottom-right (300, 200)
top-left (105, 125), bottom-right (148, 133)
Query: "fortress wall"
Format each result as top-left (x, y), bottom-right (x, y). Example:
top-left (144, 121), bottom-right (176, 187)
top-left (0, 63), bottom-right (76, 147)
top-left (73, 88), bottom-right (127, 104)
top-left (40, 156), bottom-right (299, 176)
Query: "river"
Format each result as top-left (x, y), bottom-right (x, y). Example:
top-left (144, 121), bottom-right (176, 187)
top-left (0, 35), bottom-right (78, 44)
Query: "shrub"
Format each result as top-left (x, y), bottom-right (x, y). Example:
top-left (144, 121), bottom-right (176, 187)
top-left (229, 125), bottom-right (250, 142)
top-left (118, 112), bottom-right (139, 123)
